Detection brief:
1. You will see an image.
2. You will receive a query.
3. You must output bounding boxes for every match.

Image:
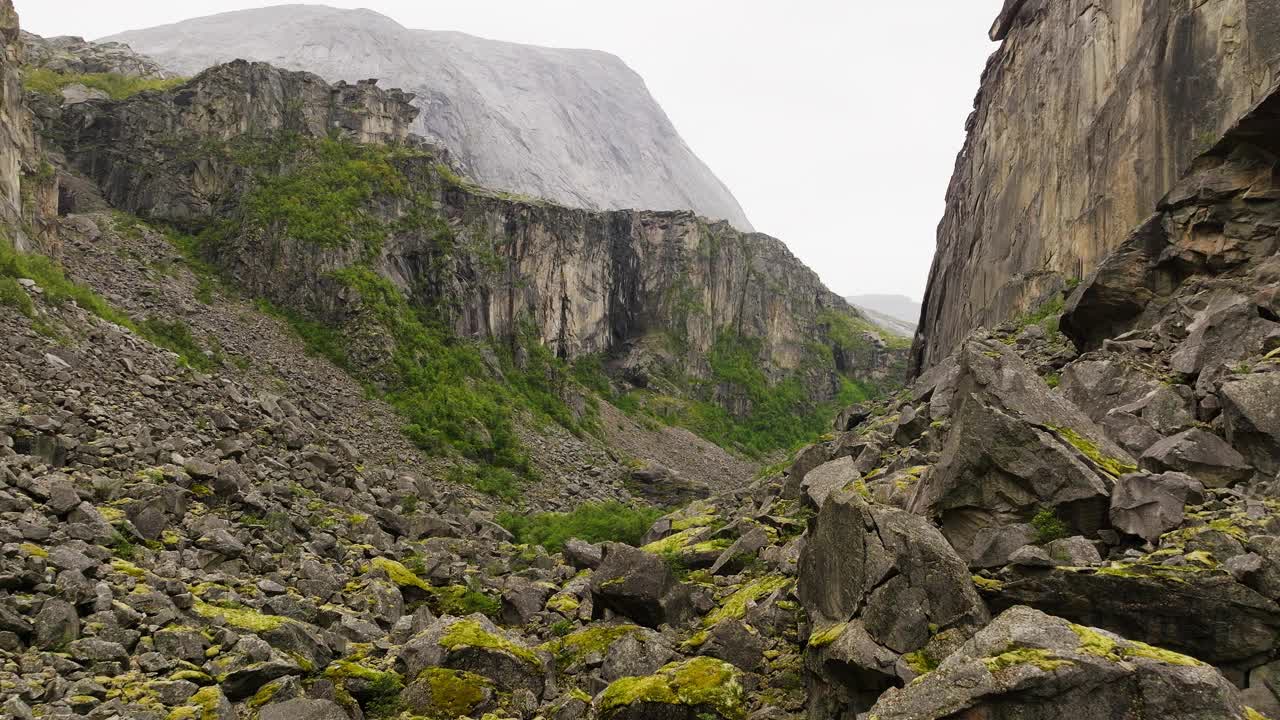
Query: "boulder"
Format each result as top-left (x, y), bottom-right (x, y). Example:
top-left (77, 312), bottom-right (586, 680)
top-left (798, 487), bottom-right (988, 714)
top-left (1109, 472), bottom-right (1206, 542)
top-left (563, 538), bottom-right (603, 570)
top-left (1221, 372), bottom-right (1280, 474)
top-left (980, 563), bottom-right (1280, 665)
top-left (595, 657), bottom-right (745, 720)
top-left (909, 339), bottom-right (1131, 558)
top-left (869, 606), bottom-right (1251, 720)
top-left (398, 614), bottom-right (547, 698)
top-left (1141, 429), bottom-right (1253, 487)
top-left (798, 456), bottom-right (858, 510)
top-left (590, 543), bottom-right (694, 629)
top-left (259, 699), bottom-right (349, 720)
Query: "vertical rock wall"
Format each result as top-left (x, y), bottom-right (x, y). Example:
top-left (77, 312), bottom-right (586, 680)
top-left (913, 0), bottom-right (1280, 373)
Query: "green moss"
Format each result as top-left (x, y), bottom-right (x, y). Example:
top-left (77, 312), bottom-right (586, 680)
top-left (807, 623), bottom-right (847, 648)
top-left (18, 543), bottom-right (47, 558)
top-left (22, 68), bottom-right (187, 100)
top-left (902, 649), bottom-right (939, 675)
top-left (598, 657), bottom-right (745, 720)
top-left (982, 647), bottom-right (1073, 673)
top-left (415, 668), bottom-right (491, 719)
top-left (1069, 624), bottom-right (1202, 666)
top-left (191, 598), bottom-right (289, 632)
top-left (1048, 426), bottom-right (1138, 478)
top-left (369, 557), bottom-right (430, 591)
top-left (545, 593), bottom-right (580, 615)
top-left (166, 685), bottom-right (223, 720)
top-left (542, 624), bottom-right (643, 666)
top-left (429, 584), bottom-right (502, 619)
top-left (110, 559), bottom-right (147, 578)
top-left (439, 619), bottom-right (541, 668)
top-left (641, 528), bottom-right (704, 555)
top-left (705, 575), bottom-right (791, 626)
top-left (1246, 708), bottom-right (1275, 720)
top-left (972, 575), bottom-right (1004, 591)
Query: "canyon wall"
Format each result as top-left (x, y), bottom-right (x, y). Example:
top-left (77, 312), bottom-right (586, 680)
top-left (913, 0), bottom-right (1280, 373)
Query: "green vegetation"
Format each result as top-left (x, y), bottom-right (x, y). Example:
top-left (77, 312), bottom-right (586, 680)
top-left (439, 619), bottom-right (541, 668)
top-left (1031, 507), bottom-right (1069, 544)
top-left (22, 68), bottom-right (186, 100)
top-left (613, 331), bottom-right (879, 458)
top-left (982, 647), bottom-right (1073, 673)
top-left (1015, 295), bottom-right (1066, 335)
top-left (1, 232), bottom-right (223, 368)
top-left (414, 668), bottom-right (491, 719)
top-left (1048, 425), bottom-right (1138, 478)
top-left (497, 502), bottom-right (664, 553)
top-left (598, 657), bottom-right (745, 720)
top-left (238, 137), bottom-right (428, 254)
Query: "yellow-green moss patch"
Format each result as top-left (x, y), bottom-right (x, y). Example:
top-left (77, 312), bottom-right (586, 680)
top-left (191, 598), bottom-right (289, 633)
top-left (982, 647), bottom-right (1073, 673)
top-left (598, 657), bottom-right (745, 720)
top-left (705, 575), bottom-right (791, 626)
top-left (542, 624), bottom-right (643, 666)
top-left (807, 622), bottom-right (847, 648)
top-left (368, 556), bottom-right (431, 591)
top-left (18, 543), bottom-right (47, 558)
top-left (1069, 624), bottom-right (1202, 666)
top-left (1048, 426), bottom-right (1137, 477)
top-left (440, 619), bottom-right (541, 668)
top-left (415, 668), bottom-right (492, 719)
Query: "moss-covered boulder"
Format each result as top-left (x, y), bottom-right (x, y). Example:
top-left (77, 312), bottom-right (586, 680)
top-left (397, 615), bottom-right (548, 698)
top-left (869, 606), bottom-right (1251, 720)
top-left (596, 657), bottom-right (746, 720)
top-left (590, 543), bottom-right (695, 628)
top-left (402, 667), bottom-right (496, 719)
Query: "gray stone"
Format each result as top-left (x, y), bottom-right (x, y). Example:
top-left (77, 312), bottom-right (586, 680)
top-left (1141, 429), bottom-right (1253, 487)
top-left (259, 699), bottom-right (349, 720)
top-left (1109, 472), bottom-right (1206, 543)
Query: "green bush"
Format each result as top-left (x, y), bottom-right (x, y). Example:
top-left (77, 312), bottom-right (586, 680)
top-left (22, 68), bottom-right (185, 100)
top-left (138, 317), bottom-right (218, 371)
top-left (0, 276), bottom-right (34, 316)
top-left (1032, 507), bottom-right (1069, 544)
top-left (497, 502), bottom-right (664, 554)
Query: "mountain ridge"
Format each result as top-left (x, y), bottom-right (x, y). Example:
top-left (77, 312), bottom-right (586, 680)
top-left (101, 4), bottom-right (756, 232)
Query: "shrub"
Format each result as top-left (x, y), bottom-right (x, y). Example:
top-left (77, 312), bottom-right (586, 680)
top-left (138, 317), bottom-right (218, 371)
top-left (497, 502), bottom-right (664, 554)
top-left (1032, 507), bottom-right (1069, 544)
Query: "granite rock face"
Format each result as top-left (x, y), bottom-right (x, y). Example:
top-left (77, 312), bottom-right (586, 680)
top-left (103, 5), bottom-right (755, 230)
top-left (913, 0), bottom-right (1280, 374)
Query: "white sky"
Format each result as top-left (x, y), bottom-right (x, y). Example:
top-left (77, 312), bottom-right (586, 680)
top-left (17, 1), bottom-right (1003, 300)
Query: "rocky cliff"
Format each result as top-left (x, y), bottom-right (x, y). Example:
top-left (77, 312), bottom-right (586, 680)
top-left (913, 0), bottom-right (1280, 373)
top-left (102, 4), bottom-right (755, 231)
top-left (36, 59), bottom-right (898, 412)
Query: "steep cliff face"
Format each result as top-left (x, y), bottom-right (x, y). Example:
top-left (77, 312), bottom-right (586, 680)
top-left (0, 0), bottom-right (55, 253)
top-left (43, 60), bottom-right (897, 404)
top-left (913, 0), bottom-right (1280, 373)
top-left (103, 5), bottom-right (755, 231)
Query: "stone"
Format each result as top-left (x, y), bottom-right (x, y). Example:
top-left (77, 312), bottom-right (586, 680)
top-left (398, 615), bottom-right (547, 698)
top-left (1141, 429), bottom-right (1253, 488)
top-left (699, 619), bottom-right (766, 672)
top-left (1044, 536), bottom-right (1101, 566)
top-left (869, 606), bottom-right (1251, 720)
top-left (590, 543), bottom-right (694, 629)
top-left (798, 486), bottom-right (988, 714)
top-left (33, 598), bottom-right (80, 650)
top-left (798, 456), bottom-right (858, 510)
top-left (562, 537), bottom-right (603, 570)
top-left (982, 565), bottom-right (1280, 665)
top-left (259, 699), bottom-right (349, 720)
top-left (1109, 472), bottom-right (1206, 543)
top-left (1220, 372), bottom-right (1280, 474)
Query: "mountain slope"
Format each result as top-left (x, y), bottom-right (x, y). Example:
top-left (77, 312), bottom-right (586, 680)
top-left (844, 293), bottom-right (918, 337)
top-left (102, 4), bottom-right (755, 230)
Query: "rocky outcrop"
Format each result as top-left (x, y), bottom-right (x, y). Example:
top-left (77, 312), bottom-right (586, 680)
top-left (870, 606), bottom-right (1252, 720)
top-left (21, 31), bottom-right (174, 79)
top-left (913, 0), bottom-right (1280, 373)
top-left (39, 59), bottom-right (901, 405)
top-left (0, 0), bottom-right (54, 252)
top-left (104, 5), bottom-right (755, 231)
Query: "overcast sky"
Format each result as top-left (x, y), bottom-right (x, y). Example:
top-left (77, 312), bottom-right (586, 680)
top-left (18, 1), bottom-right (1003, 300)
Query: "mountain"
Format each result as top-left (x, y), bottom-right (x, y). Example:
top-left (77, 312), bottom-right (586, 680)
top-left (101, 4), bottom-right (755, 231)
top-left (5, 2), bottom-right (1280, 719)
top-left (844, 293), bottom-right (919, 337)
